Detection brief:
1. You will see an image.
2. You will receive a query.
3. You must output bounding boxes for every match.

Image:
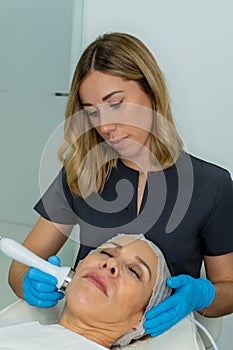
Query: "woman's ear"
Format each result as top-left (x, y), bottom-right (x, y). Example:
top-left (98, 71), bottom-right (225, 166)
top-left (132, 319), bottom-right (142, 331)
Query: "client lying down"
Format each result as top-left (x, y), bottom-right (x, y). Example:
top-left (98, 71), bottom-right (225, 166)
top-left (0, 234), bottom-right (171, 349)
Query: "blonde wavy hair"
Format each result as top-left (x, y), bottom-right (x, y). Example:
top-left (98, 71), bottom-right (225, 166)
top-left (58, 32), bottom-right (183, 197)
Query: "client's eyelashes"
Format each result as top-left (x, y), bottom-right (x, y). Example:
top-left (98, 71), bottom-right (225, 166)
top-left (99, 249), bottom-right (113, 258)
top-left (128, 266), bottom-right (142, 279)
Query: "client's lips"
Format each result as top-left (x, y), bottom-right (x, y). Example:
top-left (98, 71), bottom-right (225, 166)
top-left (83, 272), bottom-right (108, 296)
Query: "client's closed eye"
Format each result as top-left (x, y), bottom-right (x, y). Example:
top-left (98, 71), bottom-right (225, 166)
top-left (99, 249), bottom-right (113, 258)
top-left (128, 266), bottom-right (142, 279)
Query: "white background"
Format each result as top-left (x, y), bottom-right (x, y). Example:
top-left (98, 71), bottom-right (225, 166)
top-left (0, 0), bottom-right (82, 309)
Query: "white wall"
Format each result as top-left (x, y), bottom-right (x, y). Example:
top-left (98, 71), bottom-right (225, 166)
top-left (0, 0), bottom-right (73, 227)
top-left (81, 1), bottom-right (232, 349)
top-left (0, 0), bottom-right (83, 310)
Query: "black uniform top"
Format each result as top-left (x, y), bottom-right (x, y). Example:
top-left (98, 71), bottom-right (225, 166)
top-left (34, 152), bottom-right (233, 278)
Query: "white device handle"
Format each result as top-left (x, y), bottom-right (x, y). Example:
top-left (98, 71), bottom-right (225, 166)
top-left (0, 237), bottom-right (72, 290)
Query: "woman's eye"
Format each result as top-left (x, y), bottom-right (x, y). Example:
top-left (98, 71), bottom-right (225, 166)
top-left (109, 100), bottom-right (123, 109)
top-left (100, 250), bottom-right (113, 258)
top-left (85, 109), bottom-right (99, 118)
top-left (129, 266), bottom-right (141, 279)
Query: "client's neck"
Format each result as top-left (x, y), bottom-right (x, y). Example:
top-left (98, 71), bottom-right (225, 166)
top-left (59, 311), bottom-right (118, 348)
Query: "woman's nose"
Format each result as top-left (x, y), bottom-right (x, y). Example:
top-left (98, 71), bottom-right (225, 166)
top-left (98, 109), bottom-right (117, 134)
top-left (99, 121), bottom-right (117, 134)
top-left (100, 259), bottom-right (119, 278)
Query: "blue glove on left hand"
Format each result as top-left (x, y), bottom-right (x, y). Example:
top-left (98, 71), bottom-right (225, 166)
top-left (23, 256), bottom-right (65, 308)
top-left (144, 274), bottom-right (215, 337)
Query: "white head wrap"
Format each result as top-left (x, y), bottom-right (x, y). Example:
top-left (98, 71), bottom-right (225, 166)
top-left (107, 234), bottom-right (172, 347)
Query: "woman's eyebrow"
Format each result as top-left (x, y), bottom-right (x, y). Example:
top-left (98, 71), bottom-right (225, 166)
top-left (82, 102), bottom-right (94, 107)
top-left (102, 90), bottom-right (124, 101)
top-left (135, 256), bottom-right (152, 279)
top-left (107, 241), bottom-right (122, 249)
top-left (81, 91), bottom-right (124, 107)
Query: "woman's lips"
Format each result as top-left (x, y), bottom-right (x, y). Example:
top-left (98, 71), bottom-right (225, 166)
top-left (83, 272), bottom-right (108, 296)
top-left (108, 136), bottom-right (129, 148)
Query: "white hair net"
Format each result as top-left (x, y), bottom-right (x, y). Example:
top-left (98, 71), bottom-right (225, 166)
top-left (108, 234), bottom-right (172, 347)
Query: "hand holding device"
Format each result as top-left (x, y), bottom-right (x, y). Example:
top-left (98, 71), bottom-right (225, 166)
top-left (23, 256), bottom-right (65, 307)
top-left (0, 236), bottom-right (74, 308)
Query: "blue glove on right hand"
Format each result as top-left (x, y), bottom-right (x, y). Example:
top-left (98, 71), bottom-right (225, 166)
top-left (23, 256), bottom-right (65, 308)
top-left (144, 275), bottom-right (215, 337)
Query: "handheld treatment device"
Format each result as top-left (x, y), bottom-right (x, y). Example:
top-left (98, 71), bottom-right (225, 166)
top-left (0, 236), bottom-right (74, 291)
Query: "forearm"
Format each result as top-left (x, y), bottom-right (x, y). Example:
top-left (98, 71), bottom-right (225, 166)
top-left (8, 260), bottom-right (29, 299)
top-left (199, 281), bottom-right (233, 317)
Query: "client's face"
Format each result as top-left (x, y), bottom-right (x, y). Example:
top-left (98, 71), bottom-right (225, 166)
top-left (65, 236), bottom-right (157, 337)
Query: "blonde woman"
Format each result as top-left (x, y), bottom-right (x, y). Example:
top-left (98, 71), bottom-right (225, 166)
top-left (9, 32), bottom-right (233, 337)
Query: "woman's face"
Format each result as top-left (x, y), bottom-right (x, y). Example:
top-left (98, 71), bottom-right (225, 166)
top-left (65, 236), bottom-right (157, 335)
top-left (79, 70), bottom-right (154, 161)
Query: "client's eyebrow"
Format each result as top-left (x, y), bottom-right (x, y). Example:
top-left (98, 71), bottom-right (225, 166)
top-left (135, 256), bottom-right (152, 279)
top-left (107, 242), bottom-right (122, 249)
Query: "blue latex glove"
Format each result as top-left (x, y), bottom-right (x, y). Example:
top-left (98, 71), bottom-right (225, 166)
top-left (144, 274), bottom-right (216, 337)
top-left (23, 255), bottom-right (65, 308)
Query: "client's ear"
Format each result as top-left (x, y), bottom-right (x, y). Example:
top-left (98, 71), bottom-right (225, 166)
top-left (132, 319), bottom-right (142, 331)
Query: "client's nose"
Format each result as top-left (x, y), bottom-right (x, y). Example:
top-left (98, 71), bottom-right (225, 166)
top-left (101, 259), bottom-right (119, 278)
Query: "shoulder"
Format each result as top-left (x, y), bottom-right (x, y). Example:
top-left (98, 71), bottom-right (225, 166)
top-left (185, 152), bottom-right (232, 183)
top-left (174, 153), bottom-right (233, 209)
top-left (183, 154), bottom-right (233, 209)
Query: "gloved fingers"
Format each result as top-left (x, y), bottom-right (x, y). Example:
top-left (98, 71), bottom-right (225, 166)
top-left (27, 267), bottom-right (58, 285)
top-left (144, 307), bottom-right (176, 329)
top-left (23, 275), bottom-right (64, 301)
top-left (29, 279), bottom-right (58, 293)
top-left (147, 322), bottom-right (172, 337)
top-left (197, 278), bottom-right (216, 307)
top-left (144, 309), bottom-right (181, 337)
top-left (166, 274), bottom-right (192, 289)
top-left (23, 284), bottom-right (60, 308)
top-left (48, 255), bottom-right (61, 266)
top-left (145, 294), bottom-right (178, 319)
top-left (33, 298), bottom-right (58, 308)
top-left (147, 317), bottom-right (177, 337)
top-left (145, 274), bottom-right (215, 338)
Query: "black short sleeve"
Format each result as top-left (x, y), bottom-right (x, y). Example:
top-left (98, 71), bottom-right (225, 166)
top-left (200, 169), bottom-right (233, 255)
top-left (34, 168), bottom-right (77, 225)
